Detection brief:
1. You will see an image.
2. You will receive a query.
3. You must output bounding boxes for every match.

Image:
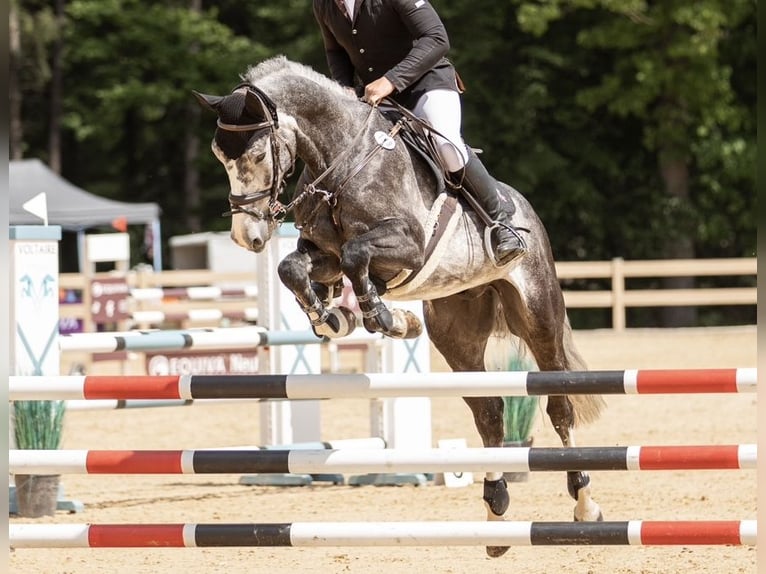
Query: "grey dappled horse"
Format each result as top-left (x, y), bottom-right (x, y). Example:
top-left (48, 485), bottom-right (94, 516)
top-left (194, 55), bottom-right (605, 558)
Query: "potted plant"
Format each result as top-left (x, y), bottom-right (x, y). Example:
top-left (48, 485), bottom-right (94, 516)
top-left (12, 400), bottom-right (66, 517)
top-left (485, 336), bottom-right (539, 482)
top-left (501, 355), bottom-right (538, 482)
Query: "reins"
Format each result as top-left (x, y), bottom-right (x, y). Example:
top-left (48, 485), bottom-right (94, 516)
top-left (296, 102), bottom-right (407, 224)
top-left (296, 96), bottom-right (463, 226)
top-left (272, 100), bottom-right (408, 227)
top-left (294, 104), bottom-right (380, 209)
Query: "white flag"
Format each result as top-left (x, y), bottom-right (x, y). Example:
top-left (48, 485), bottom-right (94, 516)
top-left (22, 192), bottom-right (48, 226)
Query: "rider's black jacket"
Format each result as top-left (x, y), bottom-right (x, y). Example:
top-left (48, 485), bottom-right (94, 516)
top-left (313, 0), bottom-right (462, 109)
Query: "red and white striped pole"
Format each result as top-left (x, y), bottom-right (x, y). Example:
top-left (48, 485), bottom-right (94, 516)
top-left (9, 368), bottom-right (758, 401)
top-left (10, 520), bottom-right (757, 548)
top-left (9, 444), bottom-right (757, 475)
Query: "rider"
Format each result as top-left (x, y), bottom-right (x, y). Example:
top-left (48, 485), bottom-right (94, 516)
top-left (312, 0), bottom-right (527, 265)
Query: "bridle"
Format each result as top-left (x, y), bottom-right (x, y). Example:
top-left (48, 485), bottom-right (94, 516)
top-left (216, 83), bottom-right (295, 222)
top-left (214, 85), bottom-right (410, 228)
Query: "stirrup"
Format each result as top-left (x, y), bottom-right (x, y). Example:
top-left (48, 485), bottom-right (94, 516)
top-left (484, 222), bottom-right (528, 268)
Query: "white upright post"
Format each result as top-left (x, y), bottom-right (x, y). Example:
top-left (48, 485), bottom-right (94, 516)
top-left (256, 224), bottom-right (322, 445)
top-left (9, 225), bottom-right (82, 512)
top-left (350, 299), bottom-right (432, 485)
top-left (375, 299), bottom-right (432, 450)
top-left (10, 226), bottom-right (62, 377)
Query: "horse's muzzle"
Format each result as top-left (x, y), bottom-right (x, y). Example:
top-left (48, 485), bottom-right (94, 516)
top-left (250, 237), bottom-right (265, 252)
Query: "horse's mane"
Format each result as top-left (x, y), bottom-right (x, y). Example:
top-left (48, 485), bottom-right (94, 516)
top-left (243, 55), bottom-right (355, 100)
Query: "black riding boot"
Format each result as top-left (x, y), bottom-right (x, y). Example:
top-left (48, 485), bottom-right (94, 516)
top-left (459, 153), bottom-right (528, 265)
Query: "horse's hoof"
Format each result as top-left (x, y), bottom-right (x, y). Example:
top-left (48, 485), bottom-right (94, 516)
top-left (388, 309), bottom-right (423, 339)
top-left (401, 310), bottom-right (423, 338)
top-left (313, 307), bottom-right (356, 338)
top-left (486, 545), bottom-right (510, 558)
top-left (573, 509), bottom-right (604, 522)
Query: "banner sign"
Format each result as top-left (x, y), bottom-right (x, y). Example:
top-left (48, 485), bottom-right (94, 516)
top-left (90, 277), bottom-right (130, 323)
top-left (145, 348), bottom-right (261, 376)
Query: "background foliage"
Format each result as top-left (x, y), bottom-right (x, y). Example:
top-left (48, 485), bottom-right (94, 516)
top-left (10, 0), bottom-right (756, 327)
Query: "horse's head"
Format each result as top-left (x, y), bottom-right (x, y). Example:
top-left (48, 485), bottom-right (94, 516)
top-left (193, 84), bottom-right (295, 252)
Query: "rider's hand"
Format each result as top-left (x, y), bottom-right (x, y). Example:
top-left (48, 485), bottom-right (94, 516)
top-left (363, 77), bottom-right (395, 106)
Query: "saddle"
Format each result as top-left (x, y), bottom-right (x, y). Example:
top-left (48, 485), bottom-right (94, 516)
top-left (378, 104), bottom-right (451, 197)
top-left (378, 101), bottom-right (490, 221)
top-left (378, 103), bottom-right (529, 274)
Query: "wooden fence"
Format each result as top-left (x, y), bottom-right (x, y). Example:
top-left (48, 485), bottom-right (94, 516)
top-left (556, 257), bottom-right (756, 330)
top-left (59, 257), bottom-right (756, 332)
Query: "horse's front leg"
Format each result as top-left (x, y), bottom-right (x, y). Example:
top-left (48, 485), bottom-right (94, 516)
top-left (339, 219), bottom-right (423, 339)
top-left (277, 240), bottom-right (356, 338)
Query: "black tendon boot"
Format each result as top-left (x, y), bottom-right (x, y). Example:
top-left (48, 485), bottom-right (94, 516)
top-left (460, 152), bottom-right (528, 265)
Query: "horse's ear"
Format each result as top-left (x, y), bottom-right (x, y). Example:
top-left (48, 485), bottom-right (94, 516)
top-left (192, 91), bottom-right (224, 113)
top-left (244, 88), bottom-right (266, 119)
top-left (243, 86), bottom-right (279, 128)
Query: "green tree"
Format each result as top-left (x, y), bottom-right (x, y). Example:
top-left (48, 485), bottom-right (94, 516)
top-left (11, 0), bottom-right (60, 161)
top-left (12, 0), bottom-right (755, 328)
top-left (212, 0), bottom-right (322, 66)
top-left (473, 0), bottom-right (755, 326)
top-left (440, 4), bottom-right (641, 262)
top-left (59, 0), bottom-right (267, 247)
top-left (514, 1), bottom-right (754, 243)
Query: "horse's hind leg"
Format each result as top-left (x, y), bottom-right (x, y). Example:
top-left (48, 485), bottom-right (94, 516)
top-left (543, 335), bottom-right (604, 521)
top-left (423, 288), bottom-right (511, 558)
top-left (494, 278), bottom-right (605, 523)
top-left (546, 395), bottom-right (603, 522)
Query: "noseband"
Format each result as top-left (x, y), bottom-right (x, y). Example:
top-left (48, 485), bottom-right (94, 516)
top-left (217, 84), bottom-right (294, 221)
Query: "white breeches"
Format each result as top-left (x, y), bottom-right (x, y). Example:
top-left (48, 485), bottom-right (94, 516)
top-left (412, 89), bottom-right (469, 172)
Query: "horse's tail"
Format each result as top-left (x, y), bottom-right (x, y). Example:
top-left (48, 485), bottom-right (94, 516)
top-left (484, 314), bottom-right (605, 428)
top-left (561, 315), bottom-right (606, 426)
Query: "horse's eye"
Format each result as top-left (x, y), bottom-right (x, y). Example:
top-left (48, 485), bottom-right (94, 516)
top-left (251, 150), bottom-right (267, 162)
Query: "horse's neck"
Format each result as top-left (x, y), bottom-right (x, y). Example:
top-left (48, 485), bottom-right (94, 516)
top-left (294, 112), bottom-right (371, 177)
top-left (266, 75), bottom-right (438, 222)
top-left (270, 81), bottom-right (372, 176)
